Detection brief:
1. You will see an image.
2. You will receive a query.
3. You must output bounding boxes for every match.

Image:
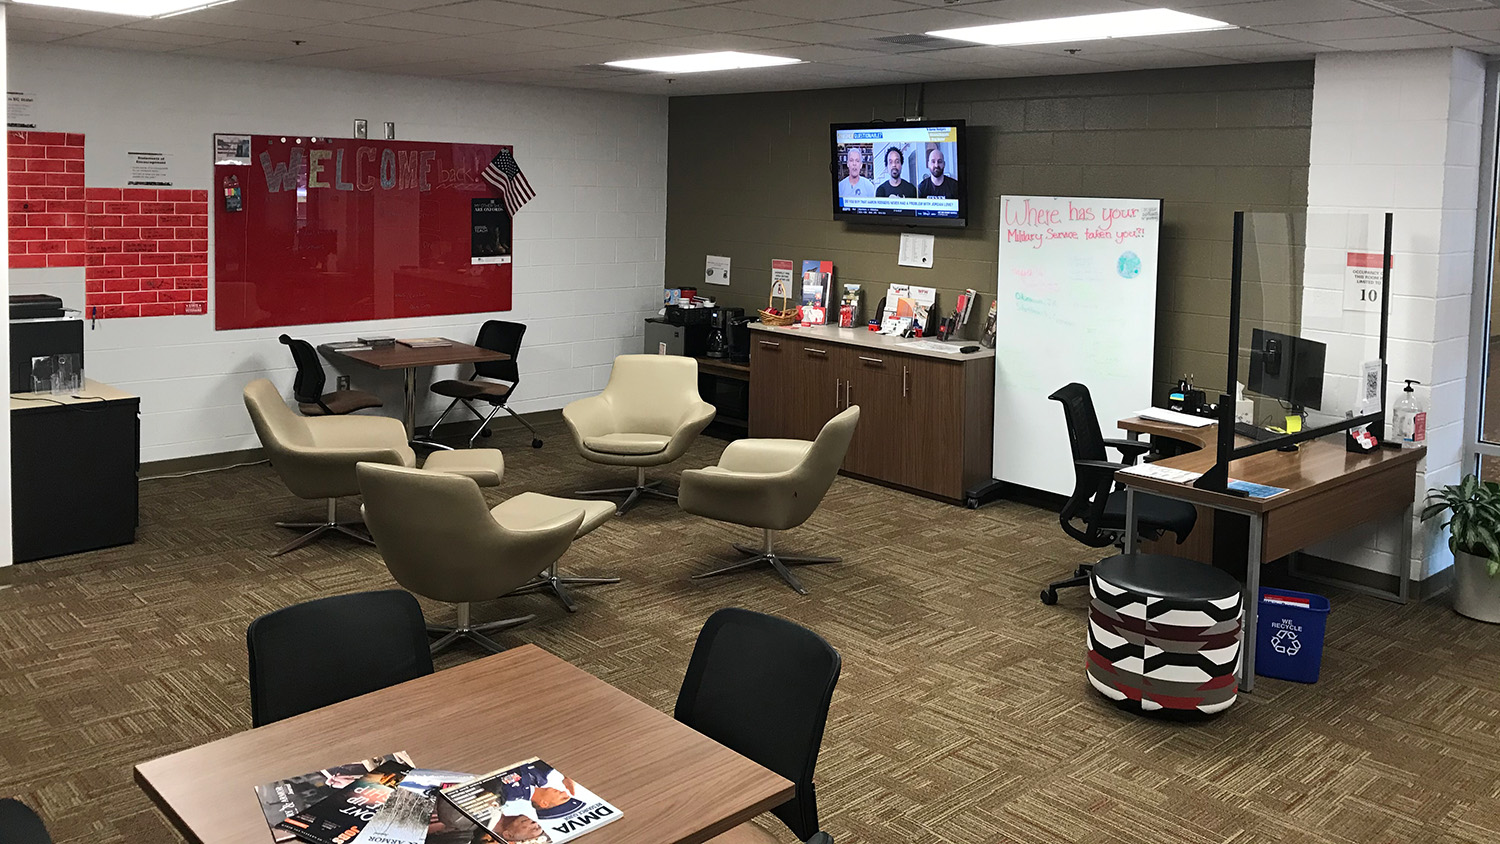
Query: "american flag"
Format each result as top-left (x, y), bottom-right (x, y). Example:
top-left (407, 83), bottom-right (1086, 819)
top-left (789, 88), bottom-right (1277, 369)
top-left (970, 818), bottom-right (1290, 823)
top-left (483, 147), bottom-right (535, 215)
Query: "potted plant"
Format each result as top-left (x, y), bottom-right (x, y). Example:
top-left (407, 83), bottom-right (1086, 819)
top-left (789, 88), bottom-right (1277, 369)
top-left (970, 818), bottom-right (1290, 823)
top-left (1422, 474), bottom-right (1500, 623)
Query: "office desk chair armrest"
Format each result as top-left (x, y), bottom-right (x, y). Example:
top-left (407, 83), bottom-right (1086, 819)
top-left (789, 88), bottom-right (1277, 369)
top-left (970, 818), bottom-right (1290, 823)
top-left (561, 394), bottom-right (616, 441)
top-left (305, 414), bottom-right (409, 450)
top-left (717, 438), bottom-right (814, 474)
top-left (1103, 437), bottom-right (1150, 465)
top-left (1076, 458), bottom-right (1129, 474)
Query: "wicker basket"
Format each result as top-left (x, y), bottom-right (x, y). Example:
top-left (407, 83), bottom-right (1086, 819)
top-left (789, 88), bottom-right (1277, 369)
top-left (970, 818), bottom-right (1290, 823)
top-left (758, 291), bottom-right (797, 326)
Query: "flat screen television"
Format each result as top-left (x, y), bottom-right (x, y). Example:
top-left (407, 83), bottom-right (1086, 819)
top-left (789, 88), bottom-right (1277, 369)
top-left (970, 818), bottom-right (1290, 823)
top-left (830, 119), bottom-right (967, 228)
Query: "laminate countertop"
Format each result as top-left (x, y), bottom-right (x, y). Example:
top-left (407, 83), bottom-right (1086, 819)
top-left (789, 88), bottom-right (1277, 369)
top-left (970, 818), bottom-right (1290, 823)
top-left (749, 322), bottom-right (995, 361)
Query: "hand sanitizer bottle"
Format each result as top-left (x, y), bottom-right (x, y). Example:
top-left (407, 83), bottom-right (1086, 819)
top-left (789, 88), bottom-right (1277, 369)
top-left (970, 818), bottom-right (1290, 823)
top-left (1393, 379), bottom-right (1425, 449)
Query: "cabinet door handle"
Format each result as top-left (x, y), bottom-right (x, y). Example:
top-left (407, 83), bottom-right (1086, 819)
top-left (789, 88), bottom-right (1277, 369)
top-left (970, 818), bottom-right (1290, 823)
top-left (903, 365), bottom-right (909, 397)
top-left (804, 347), bottom-right (826, 355)
top-left (834, 378), bottom-right (842, 408)
top-left (759, 340), bottom-right (780, 348)
top-left (857, 355), bottom-right (884, 364)
top-left (845, 380), bottom-right (852, 406)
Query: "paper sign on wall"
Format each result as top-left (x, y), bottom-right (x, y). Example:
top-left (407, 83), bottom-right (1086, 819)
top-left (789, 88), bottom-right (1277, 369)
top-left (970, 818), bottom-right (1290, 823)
top-left (898, 232), bottom-right (934, 268)
top-left (127, 149), bottom-right (173, 187)
top-left (214, 134), bottom-right (251, 166)
top-left (1345, 252), bottom-right (1387, 311)
top-left (705, 254), bottom-right (731, 286)
top-left (7, 91), bottom-right (38, 129)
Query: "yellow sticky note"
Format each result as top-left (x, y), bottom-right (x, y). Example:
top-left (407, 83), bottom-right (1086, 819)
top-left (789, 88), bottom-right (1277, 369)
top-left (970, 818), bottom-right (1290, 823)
top-left (1285, 414), bottom-right (1302, 434)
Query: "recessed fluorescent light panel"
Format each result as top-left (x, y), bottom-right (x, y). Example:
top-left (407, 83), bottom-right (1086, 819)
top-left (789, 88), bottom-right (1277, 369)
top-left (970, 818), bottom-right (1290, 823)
top-left (928, 9), bottom-right (1234, 47)
top-left (605, 51), bottom-right (801, 74)
top-left (12, 0), bottom-right (237, 17)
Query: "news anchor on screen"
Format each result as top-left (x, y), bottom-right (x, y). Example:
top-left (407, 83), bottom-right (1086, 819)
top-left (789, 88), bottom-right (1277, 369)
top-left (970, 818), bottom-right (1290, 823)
top-left (918, 146), bottom-right (959, 199)
top-left (838, 146), bottom-right (876, 198)
top-left (875, 146), bottom-right (916, 199)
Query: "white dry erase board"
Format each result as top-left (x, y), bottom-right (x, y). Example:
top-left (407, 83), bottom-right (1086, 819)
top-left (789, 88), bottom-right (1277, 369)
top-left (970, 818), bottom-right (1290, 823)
top-left (992, 195), bottom-right (1162, 496)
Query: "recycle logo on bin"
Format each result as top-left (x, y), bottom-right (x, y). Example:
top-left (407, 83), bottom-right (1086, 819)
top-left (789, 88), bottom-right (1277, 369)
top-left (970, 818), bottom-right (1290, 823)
top-left (1270, 628), bottom-right (1301, 656)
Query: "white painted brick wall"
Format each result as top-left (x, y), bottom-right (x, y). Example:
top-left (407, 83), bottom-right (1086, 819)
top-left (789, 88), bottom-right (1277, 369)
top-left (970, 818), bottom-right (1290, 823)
top-left (1302, 48), bottom-right (1486, 582)
top-left (8, 44), bottom-right (667, 464)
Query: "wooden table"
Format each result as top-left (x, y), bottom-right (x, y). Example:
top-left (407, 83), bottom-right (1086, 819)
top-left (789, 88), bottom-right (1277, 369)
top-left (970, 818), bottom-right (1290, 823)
top-left (320, 340), bottom-right (508, 440)
top-left (135, 645), bottom-right (791, 844)
top-left (1113, 417), bottom-right (1424, 692)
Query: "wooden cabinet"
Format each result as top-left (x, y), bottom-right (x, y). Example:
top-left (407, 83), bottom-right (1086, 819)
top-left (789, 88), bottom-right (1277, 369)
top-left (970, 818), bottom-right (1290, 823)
top-left (749, 327), bottom-right (994, 504)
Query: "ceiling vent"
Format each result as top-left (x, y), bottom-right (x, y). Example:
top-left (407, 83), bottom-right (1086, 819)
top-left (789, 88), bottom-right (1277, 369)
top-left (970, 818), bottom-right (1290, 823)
top-left (862, 33), bottom-right (957, 52)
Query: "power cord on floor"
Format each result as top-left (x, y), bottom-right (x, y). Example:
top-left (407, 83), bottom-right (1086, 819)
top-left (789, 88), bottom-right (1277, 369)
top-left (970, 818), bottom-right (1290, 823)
top-left (141, 459), bottom-right (269, 480)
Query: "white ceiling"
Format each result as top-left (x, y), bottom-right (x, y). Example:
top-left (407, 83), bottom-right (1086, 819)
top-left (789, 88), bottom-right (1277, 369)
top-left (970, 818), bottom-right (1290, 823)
top-left (8, 0), bottom-right (1500, 96)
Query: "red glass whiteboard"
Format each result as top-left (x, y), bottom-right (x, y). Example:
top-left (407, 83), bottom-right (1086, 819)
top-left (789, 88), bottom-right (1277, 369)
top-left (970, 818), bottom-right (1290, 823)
top-left (214, 135), bottom-right (512, 330)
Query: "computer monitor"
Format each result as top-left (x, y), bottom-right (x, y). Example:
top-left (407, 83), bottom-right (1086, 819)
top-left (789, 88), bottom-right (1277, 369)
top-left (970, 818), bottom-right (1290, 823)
top-left (1247, 328), bottom-right (1326, 411)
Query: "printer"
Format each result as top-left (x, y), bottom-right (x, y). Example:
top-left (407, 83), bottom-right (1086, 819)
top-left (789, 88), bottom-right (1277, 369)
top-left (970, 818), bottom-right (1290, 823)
top-left (11, 294), bottom-right (84, 393)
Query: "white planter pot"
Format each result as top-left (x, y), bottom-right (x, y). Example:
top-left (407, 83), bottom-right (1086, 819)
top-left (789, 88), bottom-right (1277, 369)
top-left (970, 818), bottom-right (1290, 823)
top-left (1453, 549), bottom-right (1500, 624)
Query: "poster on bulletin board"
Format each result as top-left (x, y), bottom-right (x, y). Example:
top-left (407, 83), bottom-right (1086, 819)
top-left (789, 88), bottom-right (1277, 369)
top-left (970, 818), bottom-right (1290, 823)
top-left (214, 134), bottom-right (518, 330)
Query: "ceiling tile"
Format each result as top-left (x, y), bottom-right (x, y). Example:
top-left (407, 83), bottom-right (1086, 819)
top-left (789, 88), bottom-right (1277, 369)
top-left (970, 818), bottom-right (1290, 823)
top-left (6, 18), bottom-right (107, 39)
top-left (169, 7), bottom-right (333, 31)
top-left (174, 39), bottom-right (328, 59)
top-left (1407, 9), bottom-right (1500, 29)
top-left (520, 0), bottom-right (708, 15)
top-left (424, 1), bottom-right (602, 27)
top-left (1259, 16), bottom-right (1447, 41)
top-left (736, 22), bottom-right (893, 44)
top-left (958, 0), bottom-right (1155, 21)
top-left (348, 11), bottom-right (515, 34)
top-left (723, 0), bottom-right (922, 20)
top-left (1315, 31), bottom-right (1491, 49)
top-left (630, 6), bottom-right (806, 33)
top-left (647, 32), bottom-right (804, 51)
top-left (840, 8), bottom-right (1008, 34)
top-left (547, 18), bottom-right (714, 41)
top-left (1209, 0), bottom-right (1388, 25)
top-left (286, 20), bottom-right (442, 42)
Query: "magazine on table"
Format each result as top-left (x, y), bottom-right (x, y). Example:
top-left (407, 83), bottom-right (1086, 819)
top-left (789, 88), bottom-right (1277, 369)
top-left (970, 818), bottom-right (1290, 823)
top-left (275, 759), bottom-right (413, 844)
top-left (255, 752), bottom-right (414, 844)
top-left (439, 758), bottom-right (621, 843)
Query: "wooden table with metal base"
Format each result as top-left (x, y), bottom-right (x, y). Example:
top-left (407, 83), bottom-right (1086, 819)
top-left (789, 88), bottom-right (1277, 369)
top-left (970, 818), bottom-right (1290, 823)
top-left (320, 340), bottom-right (509, 443)
top-left (1114, 420), bottom-right (1423, 693)
top-left (135, 644), bottom-right (792, 844)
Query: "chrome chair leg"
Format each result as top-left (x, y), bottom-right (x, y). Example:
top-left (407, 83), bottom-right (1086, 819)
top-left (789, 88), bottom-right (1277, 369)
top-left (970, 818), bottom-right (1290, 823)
top-left (425, 602), bottom-right (534, 655)
top-left (509, 562), bottom-right (620, 612)
top-left (693, 529), bottom-right (839, 595)
top-left (272, 499), bottom-right (373, 556)
top-left (577, 467), bottom-right (676, 515)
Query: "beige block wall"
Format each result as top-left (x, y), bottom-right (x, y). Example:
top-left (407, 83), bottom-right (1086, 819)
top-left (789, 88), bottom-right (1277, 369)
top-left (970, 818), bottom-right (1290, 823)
top-left (666, 62), bottom-right (1313, 402)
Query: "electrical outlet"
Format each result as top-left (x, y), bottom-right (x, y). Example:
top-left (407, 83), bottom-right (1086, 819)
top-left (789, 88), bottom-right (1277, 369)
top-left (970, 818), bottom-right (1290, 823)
top-left (337, 375), bottom-right (350, 391)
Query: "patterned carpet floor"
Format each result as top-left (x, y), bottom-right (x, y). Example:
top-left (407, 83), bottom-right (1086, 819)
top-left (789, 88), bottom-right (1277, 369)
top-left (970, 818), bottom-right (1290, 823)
top-left (4, 413), bottom-right (1500, 843)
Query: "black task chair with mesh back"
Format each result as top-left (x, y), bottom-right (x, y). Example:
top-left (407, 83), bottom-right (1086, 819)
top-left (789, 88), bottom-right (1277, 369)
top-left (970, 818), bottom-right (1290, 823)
top-left (0, 799), bottom-right (53, 844)
top-left (421, 320), bottom-right (542, 450)
top-left (1041, 383), bottom-right (1198, 605)
top-left (246, 590), bottom-right (434, 727)
top-left (279, 334), bottom-right (383, 416)
top-left (676, 609), bottom-right (839, 844)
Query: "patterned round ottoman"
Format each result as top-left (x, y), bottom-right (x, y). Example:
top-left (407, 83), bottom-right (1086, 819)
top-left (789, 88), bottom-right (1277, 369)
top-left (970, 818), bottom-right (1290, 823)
top-left (1086, 553), bottom-right (1243, 714)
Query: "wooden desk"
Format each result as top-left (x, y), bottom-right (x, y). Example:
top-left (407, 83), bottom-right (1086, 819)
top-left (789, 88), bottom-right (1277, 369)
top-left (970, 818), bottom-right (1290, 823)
top-left (320, 340), bottom-right (508, 440)
top-left (1113, 419), bottom-right (1424, 692)
top-left (135, 645), bottom-right (792, 844)
top-left (11, 379), bottom-right (139, 562)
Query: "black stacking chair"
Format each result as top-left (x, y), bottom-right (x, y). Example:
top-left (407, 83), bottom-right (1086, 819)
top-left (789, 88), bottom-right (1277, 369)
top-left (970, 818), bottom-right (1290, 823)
top-left (246, 590), bottom-right (433, 727)
top-left (675, 608), bottom-right (839, 844)
top-left (1042, 383), bottom-right (1197, 605)
top-left (422, 320), bottom-right (541, 450)
top-left (0, 799), bottom-right (53, 844)
top-left (278, 334), bottom-right (382, 416)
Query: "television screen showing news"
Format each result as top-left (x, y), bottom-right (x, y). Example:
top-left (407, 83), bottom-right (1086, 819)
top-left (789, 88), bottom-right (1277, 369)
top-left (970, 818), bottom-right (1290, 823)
top-left (831, 122), bottom-right (964, 225)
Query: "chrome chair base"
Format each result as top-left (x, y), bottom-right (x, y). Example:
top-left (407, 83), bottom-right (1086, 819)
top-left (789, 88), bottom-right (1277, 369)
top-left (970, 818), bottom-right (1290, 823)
top-left (419, 397), bottom-right (543, 450)
top-left (426, 602), bottom-right (534, 655)
top-left (510, 563), bottom-right (620, 612)
top-left (272, 499), bottom-right (373, 556)
top-left (692, 529), bottom-right (839, 595)
top-left (577, 467), bottom-right (675, 515)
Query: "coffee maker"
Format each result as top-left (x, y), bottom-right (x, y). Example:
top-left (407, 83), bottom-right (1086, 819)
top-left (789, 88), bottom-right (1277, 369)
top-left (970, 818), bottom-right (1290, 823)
top-left (706, 306), bottom-right (743, 359)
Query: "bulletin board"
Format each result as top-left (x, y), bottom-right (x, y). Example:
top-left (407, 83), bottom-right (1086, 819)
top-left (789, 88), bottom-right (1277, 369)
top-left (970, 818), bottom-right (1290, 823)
top-left (991, 195), bottom-right (1162, 496)
top-left (214, 134), bottom-right (513, 330)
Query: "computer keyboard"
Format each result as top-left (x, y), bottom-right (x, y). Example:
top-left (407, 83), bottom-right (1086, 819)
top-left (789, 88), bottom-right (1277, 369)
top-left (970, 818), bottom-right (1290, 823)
top-left (1233, 422), bottom-right (1281, 442)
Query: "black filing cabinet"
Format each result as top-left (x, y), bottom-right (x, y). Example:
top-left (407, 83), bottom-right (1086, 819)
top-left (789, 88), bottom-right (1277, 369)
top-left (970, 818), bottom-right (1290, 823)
top-left (12, 387), bottom-right (139, 562)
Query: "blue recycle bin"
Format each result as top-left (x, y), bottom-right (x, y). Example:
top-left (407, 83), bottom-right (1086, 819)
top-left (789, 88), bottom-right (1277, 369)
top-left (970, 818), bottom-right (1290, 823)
top-left (1255, 587), bottom-right (1330, 683)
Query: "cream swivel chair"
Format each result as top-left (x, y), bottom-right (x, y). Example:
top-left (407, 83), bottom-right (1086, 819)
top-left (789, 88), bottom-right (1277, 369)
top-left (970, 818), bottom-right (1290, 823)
top-left (678, 406), bottom-right (860, 595)
top-left (563, 354), bottom-right (716, 515)
top-left (357, 463), bottom-right (613, 653)
top-left (244, 379), bottom-right (503, 556)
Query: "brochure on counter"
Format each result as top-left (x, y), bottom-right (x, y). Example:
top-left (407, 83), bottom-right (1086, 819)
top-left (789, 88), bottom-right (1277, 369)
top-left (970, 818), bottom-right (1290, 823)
top-left (257, 753), bottom-right (618, 844)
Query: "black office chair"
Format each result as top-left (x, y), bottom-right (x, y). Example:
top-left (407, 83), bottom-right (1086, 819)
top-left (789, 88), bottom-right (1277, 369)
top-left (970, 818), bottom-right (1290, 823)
top-left (675, 608), bottom-right (840, 844)
top-left (246, 590), bottom-right (434, 727)
top-left (421, 320), bottom-right (542, 450)
top-left (0, 799), bottom-right (53, 844)
top-left (278, 334), bottom-right (383, 416)
top-left (1041, 383), bottom-right (1197, 605)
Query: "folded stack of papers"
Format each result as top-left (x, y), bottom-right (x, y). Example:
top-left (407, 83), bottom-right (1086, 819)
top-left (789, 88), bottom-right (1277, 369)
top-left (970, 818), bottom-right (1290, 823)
top-left (1118, 463), bottom-right (1202, 483)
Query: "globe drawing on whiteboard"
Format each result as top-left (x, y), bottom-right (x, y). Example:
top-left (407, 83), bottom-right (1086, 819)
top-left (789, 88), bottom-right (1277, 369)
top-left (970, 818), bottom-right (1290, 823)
top-left (1117, 251), bottom-right (1142, 279)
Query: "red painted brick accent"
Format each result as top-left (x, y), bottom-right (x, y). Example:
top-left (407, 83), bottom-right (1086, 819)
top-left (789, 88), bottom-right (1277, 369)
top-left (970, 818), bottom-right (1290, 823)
top-left (8, 131), bottom-right (85, 268)
top-left (85, 187), bottom-right (210, 319)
